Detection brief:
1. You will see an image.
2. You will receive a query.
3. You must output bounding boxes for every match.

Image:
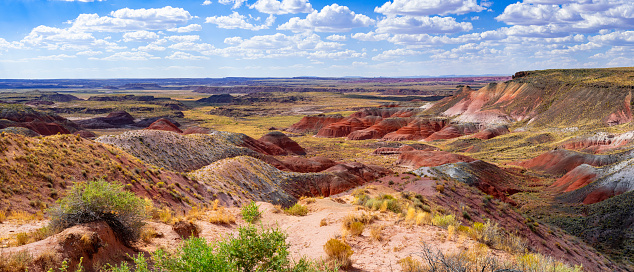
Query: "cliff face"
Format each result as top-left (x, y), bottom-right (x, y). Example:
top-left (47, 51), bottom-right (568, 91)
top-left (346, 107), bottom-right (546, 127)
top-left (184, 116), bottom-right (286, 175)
top-left (425, 69), bottom-right (634, 127)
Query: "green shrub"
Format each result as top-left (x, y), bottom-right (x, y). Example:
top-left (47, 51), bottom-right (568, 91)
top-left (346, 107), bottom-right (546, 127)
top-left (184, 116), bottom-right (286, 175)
top-left (431, 214), bottom-right (457, 228)
top-left (241, 201), bottom-right (261, 224)
top-left (323, 239), bottom-right (353, 269)
top-left (48, 179), bottom-right (148, 245)
top-left (284, 204), bottom-right (309, 216)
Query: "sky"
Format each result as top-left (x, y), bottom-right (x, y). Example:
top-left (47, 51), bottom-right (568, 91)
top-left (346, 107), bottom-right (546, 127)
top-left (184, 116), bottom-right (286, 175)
top-left (0, 0), bottom-right (633, 79)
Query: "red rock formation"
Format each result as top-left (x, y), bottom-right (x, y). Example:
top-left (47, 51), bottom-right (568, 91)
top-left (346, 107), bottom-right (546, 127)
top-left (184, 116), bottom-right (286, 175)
top-left (347, 118), bottom-right (410, 140)
top-left (473, 125), bottom-right (509, 140)
top-left (259, 131), bottom-right (306, 155)
top-left (286, 114), bottom-right (345, 134)
top-left (396, 150), bottom-right (476, 168)
top-left (372, 144), bottom-right (439, 155)
top-left (145, 118), bottom-right (183, 134)
top-left (316, 116), bottom-right (381, 138)
top-left (514, 149), bottom-right (622, 176)
top-left (382, 119), bottom-right (447, 141)
top-left (102, 110), bottom-right (135, 125)
top-left (240, 135), bottom-right (287, 156)
top-left (281, 156), bottom-right (337, 173)
top-left (74, 130), bottom-right (97, 138)
top-left (551, 164), bottom-right (598, 193)
top-left (182, 126), bottom-right (211, 135)
top-left (21, 121), bottom-right (70, 135)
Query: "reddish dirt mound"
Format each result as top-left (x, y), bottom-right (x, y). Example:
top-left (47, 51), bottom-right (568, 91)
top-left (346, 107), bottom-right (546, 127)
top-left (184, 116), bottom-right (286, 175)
top-left (561, 132), bottom-right (634, 154)
top-left (396, 150), bottom-right (476, 168)
top-left (20, 121), bottom-right (71, 135)
top-left (281, 156), bottom-right (337, 173)
top-left (514, 149), bottom-right (624, 176)
top-left (73, 130), bottom-right (96, 138)
top-left (346, 118), bottom-right (410, 140)
top-left (314, 162), bottom-right (391, 195)
top-left (182, 126), bottom-right (211, 134)
top-left (145, 118), bottom-right (183, 133)
top-left (424, 123), bottom-right (481, 141)
top-left (372, 144), bottom-right (439, 155)
top-left (259, 131), bottom-right (306, 155)
top-left (3, 221), bottom-right (136, 272)
top-left (102, 110), bottom-right (135, 125)
top-left (550, 164), bottom-right (598, 193)
top-left (382, 119), bottom-right (447, 141)
top-left (473, 125), bottom-right (509, 140)
top-left (286, 114), bottom-right (345, 134)
top-left (316, 116), bottom-right (381, 138)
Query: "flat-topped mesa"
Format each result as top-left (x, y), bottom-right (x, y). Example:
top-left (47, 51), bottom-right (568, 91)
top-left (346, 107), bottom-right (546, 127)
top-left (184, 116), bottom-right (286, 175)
top-left (425, 68), bottom-right (634, 128)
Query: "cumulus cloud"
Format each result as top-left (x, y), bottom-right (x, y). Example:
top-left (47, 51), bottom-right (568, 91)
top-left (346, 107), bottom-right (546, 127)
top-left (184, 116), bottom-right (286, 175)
top-left (69, 6), bottom-right (192, 32)
top-left (376, 16), bottom-right (472, 34)
top-left (250, 0), bottom-right (313, 15)
top-left (167, 24), bottom-right (202, 33)
top-left (278, 4), bottom-right (374, 32)
top-left (326, 34), bottom-right (347, 41)
top-left (166, 51), bottom-right (209, 60)
top-left (373, 48), bottom-right (424, 61)
top-left (30, 54), bottom-right (77, 61)
top-left (218, 0), bottom-right (248, 9)
top-left (99, 51), bottom-right (159, 61)
top-left (122, 30), bottom-right (159, 42)
top-left (168, 42), bottom-right (215, 53)
top-left (167, 35), bottom-right (201, 42)
top-left (206, 12), bottom-right (275, 31)
top-left (351, 31), bottom-right (390, 41)
top-left (202, 0), bottom-right (212, 5)
top-left (496, 1), bottom-right (634, 34)
top-left (76, 50), bottom-right (103, 56)
top-left (375, 0), bottom-right (487, 16)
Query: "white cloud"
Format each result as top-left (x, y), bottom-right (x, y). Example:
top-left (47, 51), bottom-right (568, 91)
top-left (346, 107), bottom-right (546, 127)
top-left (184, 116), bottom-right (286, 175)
top-left (218, 0), bottom-right (248, 9)
top-left (351, 31), bottom-right (390, 41)
top-left (122, 30), bottom-right (159, 42)
top-left (168, 42), bottom-right (215, 53)
top-left (250, 0), bottom-right (313, 15)
top-left (202, 0), bottom-right (212, 5)
top-left (373, 48), bottom-right (423, 61)
top-left (69, 6), bottom-right (192, 32)
top-left (278, 4), bottom-right (374, 32)
top-left (58, 0), bottom-right (106, 1)
top-left (376, 16), bottom-right (472, 34)
top-left (326, 34), bottom-right (347, 41)
top-left (375, 0), bottom-right (487, 16)
top-left (496, 1), bottom-right (634, 35)
top-left (136, 43), bottom-right (166, 51)
top-left (167, 35), bottom-right (201, 42)
top-left (76, 50), bottom-right (103, 56)
top-left (206, 12), bottom-right (275, 31)
top-left (166, 52), bottom-right (209, 60)
top-left (99, 51), bottom-right (160, 61)
top-left (224, 36), bottom-right (244, 45)
top-left (30, 54), bottom-right (77, 61)
top-left (167, 24), bottom-right (202, 33)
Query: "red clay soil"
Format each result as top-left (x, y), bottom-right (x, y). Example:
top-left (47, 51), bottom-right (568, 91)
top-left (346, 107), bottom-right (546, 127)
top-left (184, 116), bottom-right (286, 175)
top-left (258, 131), bottom-right (306, 155)
top-left (280, 156), bottom-right (337, 173)
top-left (473, 125), bottom-right (509, 140)
top-left (3, 221), bottom-right (137, 272)
top-left (382, 119), bottom-right (447, 141)
top-left (372, 144), bottom-right (440, 155)
top-left (73, 130), bottom-right (97, 138)
top-left (20, 121), bottom-right (71, 135)
top-left (514, 149), bottom-right (623, 176)
top-left (182, 126), bottom-right (211, 135)
top-left (424, 123), bottom-right (481, 141)
top-left (285, 114), bottom-right (345, 134)
top-left (550, 164), bottom-right (598, 193)
top-left (346, 118), bottom-right (410, 140)
top-left (396, 150), bottom-right (476, 168)
top-left (239, 134), bottom-right (288, 156)
top-left (145, 118), bottom-right (183, 133)
top-left (315, 116), bottom-right (381, 138)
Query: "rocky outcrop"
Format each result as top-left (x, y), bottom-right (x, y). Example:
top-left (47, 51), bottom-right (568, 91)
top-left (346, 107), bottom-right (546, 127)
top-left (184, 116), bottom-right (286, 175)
top-left (145, 118), bottom-right (183, 133)
top-left (397, 150), bottom-right (476, 168)
top-left (0, 127), bottom-right (40, 137)
top-left (316, 116), bottom-right (381, 138)
top-left (135, 116), bottom-right (181, 128)
top-left (182, 126), bottom-right (211, 135)
top-left (346, 118), bottom-right (410, 140)
top-left (515, 149), bottom-right (630, 176)
top-left (0, 104), bottom-right (80, 135)
top-left (76, 110), bottom-right (135, 129)
top-left (382, 119), bottom-right (447, 141)
top-left (561, 131), bottom-right (634, 154)
top-left (372, 143), bottom-right (439, 155)
top-left (281, 156), bottom-right (337, 173)
top-left (473, 125), bottom-right (510, 140)
top-left (424, 123), bottom-right (481, 141)
top-left (259, 131), bottom-right (306, 155)
top-left (286, 114), bottom-right (345, 134)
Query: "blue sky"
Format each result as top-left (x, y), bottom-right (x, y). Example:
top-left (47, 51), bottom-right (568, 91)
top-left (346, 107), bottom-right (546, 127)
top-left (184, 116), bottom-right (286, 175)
top-left (0, 0), bottom-right (633, 78)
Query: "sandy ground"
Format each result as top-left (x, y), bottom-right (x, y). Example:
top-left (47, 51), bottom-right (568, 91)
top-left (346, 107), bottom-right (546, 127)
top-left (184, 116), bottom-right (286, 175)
top-left (0, 197), bottom-right (510, 272)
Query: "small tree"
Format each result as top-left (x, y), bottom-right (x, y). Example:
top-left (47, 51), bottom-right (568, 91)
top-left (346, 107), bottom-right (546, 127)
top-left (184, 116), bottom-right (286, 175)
top-left (49, 179), bottom-right (149, 245)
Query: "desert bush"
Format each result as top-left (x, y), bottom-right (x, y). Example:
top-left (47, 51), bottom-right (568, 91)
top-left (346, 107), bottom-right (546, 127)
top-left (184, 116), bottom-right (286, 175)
top-left (416, 212), bottom-right (432, 226)
top-left (172, 219), bottom-right (201, 238)
top-left (48, 179), bottom-right (149, 245)
top-left (209, 206), bottom-right (236, 225)
top-left (516, 253), bottom-right (583, 272)
top-left (323, 238), bottom-right (353, 269)
top-left (0, 250), bottom-right (32, 272)
top-left (284, 203), bottom-right (309, 216)
top-left (399, 256), bottom-right (423, 272)
top-left (241, 201), bottom-right (261, 224)
top-left (0, 210), bottom-right (5, 223)
top-left (370, 225), bottom-right (384, 241)
top-left (431, 214), bottom-right (457, 228)
top-left (359, 194), bottom-right (401, 213)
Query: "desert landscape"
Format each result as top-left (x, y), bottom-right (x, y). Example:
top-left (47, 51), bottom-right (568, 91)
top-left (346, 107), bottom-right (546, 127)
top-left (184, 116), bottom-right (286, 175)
top-left (0, 68), bottom-right (631, 272)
